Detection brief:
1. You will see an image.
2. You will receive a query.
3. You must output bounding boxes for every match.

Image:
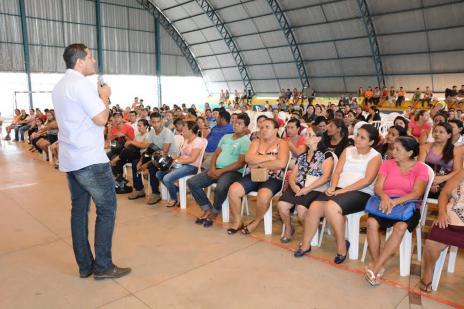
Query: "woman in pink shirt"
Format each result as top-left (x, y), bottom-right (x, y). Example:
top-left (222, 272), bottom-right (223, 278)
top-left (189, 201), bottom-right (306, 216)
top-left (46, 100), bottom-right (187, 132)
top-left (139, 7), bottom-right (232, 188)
top-left (365, 136), bottom-right (429, 285)
top-left (408, 110), bottom-right (431, 143)
top-left (156, 121), bottom-right (205, 207)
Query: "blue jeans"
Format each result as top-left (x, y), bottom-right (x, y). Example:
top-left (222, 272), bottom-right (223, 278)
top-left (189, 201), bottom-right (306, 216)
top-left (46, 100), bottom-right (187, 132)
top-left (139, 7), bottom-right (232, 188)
top-left (156, 164), bottom-right (198, 200)
top-left (19, 124), bottom-right (31, 141)
top-left (187, 170), bottom-right (242, 213)
top-left (132, 161), bottom-right (160, 194)
top-left (66, 163), bottom-right (116, 275)
top-left (14, 125), bottom-right (25, 141)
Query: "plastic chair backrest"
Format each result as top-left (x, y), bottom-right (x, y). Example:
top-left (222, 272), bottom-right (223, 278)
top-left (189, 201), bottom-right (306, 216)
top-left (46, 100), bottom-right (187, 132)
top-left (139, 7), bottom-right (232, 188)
top-left (195, 138), bottom-right (208, 174)
top-left (277, 151), bottom-right (293, 194)
top-left (173, 134), bottom-right (184, 155)
top-left (419, 163), bottom-right (436, 226)
top-left (328, 151), bottom-right (338, 186)
top-left (371, 121), bottom-right (382, 130)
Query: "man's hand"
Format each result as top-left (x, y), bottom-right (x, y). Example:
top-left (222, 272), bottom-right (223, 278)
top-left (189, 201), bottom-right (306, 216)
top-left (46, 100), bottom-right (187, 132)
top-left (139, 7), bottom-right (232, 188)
top-left (207, 168), bottom-right (221, 179)
top-left (97, 83), bottom-right (111, 104)
top-left (113, 132), bottom-right (125, 138)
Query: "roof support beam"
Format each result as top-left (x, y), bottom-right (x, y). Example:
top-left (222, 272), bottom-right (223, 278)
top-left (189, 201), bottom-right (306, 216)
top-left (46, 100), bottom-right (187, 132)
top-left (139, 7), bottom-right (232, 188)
top-left (18, 0), bottom-right (33, 108)
top-left (266, 0), bottom-right (310, 89)
top-left (136, 0), bottom-right (202, 77)
top-left (193, 0), bottom-right (254, 95)
top-left (357, 0), bottom-right (385, 88)
top-left (154, 17), bottom-right (162, 107)
top-left (95, 0), bottom-right (104, 74)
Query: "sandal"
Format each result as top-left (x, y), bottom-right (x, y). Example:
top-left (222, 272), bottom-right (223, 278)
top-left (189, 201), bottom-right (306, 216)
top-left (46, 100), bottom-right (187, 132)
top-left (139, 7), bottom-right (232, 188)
top-left (166, 200), bottom-right (179, 208)
top-left (195, 217), bottom-right (207, 225)
top-left (241, 221), bottom-right (255, 235)
top-left (364, 267), bottom-right (381, 286)
top-left (203, 218), bottom-right (214, 228)
top-left (227, 225), bottom-right (244, 235)
top-left (280, 226), bottom-right (295, 244)
top-left (419, 279), bottom-right (432, 293)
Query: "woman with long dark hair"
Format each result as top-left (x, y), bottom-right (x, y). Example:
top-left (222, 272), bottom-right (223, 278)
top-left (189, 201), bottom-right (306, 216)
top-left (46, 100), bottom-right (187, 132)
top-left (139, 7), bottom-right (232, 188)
top-left (409, 110), bottom-right (431, 142)
top-left (303, 105), bottom-right (316, 123)
top-left (393, 116), bottom-right (409, 132)
top-left (379, 125), bottom-right (408, 160)
top-left (318, 118), bottom-right (350, 158)
top-left (419, 122), bottom-right (463, 198)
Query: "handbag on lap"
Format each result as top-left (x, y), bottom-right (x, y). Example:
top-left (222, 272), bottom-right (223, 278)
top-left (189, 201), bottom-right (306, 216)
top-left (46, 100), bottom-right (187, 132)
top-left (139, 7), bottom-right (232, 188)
top-left (365, 195), bottom-right (420, 221)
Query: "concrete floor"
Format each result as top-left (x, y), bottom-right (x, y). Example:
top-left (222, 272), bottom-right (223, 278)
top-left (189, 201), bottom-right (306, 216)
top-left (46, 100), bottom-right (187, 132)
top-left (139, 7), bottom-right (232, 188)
top-left (0, 141), bottom-right (462, 309)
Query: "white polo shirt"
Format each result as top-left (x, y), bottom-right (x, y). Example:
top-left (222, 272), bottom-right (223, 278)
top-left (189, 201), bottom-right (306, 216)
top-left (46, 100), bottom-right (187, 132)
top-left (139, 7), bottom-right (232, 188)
top-left (52, 69), bottom-right (109, 172)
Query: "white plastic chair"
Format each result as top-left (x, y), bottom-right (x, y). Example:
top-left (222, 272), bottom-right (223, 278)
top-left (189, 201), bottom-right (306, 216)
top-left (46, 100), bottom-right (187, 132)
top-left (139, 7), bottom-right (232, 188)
top-left (173, 135), bottom-right (184, 155)
top-left (206, 167), bottom-right (249, 223)
top-left (178, 138), bottom-right (208, 209)
top-left (432, 246), bottom-right (458, 291)
top-left (360, 164), bottom-right (435, 276)
top-left (241, 151), bottom-right (292, 235)
top-left (371, 121), bottom-right (382, 131)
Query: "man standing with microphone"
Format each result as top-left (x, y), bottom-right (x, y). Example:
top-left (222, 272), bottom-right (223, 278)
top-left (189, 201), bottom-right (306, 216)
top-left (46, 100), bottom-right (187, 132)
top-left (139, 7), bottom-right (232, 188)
top-left (52, 43), bottom-right (131, 280)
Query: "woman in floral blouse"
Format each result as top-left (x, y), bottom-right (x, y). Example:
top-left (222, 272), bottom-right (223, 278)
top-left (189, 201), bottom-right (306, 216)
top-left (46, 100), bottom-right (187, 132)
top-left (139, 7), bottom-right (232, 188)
top-left (277, 133), bottom-right (335, 243)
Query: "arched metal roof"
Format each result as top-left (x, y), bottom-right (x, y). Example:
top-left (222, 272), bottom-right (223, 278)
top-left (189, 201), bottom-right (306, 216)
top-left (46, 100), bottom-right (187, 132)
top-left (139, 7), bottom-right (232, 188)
top-left (147, 0), bottom-right (464, 95)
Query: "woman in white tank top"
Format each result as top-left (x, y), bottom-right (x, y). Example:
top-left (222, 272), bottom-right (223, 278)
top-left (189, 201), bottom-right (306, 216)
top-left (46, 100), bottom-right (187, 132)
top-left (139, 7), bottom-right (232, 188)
top-left (294, 124), bottom-right (382, 264)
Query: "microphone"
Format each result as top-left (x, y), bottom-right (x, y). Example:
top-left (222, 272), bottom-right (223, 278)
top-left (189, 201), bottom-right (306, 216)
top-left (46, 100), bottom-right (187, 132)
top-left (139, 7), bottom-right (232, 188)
top-left (98, 75), bottom-right (111, 105)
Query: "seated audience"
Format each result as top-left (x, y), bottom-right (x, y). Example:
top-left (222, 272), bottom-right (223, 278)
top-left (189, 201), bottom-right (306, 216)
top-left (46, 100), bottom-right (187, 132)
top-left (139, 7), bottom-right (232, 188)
top-left (134, 112), bottom-right (176, 204)
top-left (203, 110), bottom-right (233, 170)
top-left (419, 122), bottom-right (462, 198)
top-left (408, 110), bottom-right (431, 143)
top-left (365, 137), bottom-right (428, 286)
top-left (378, 125), bottom-right (408, 160)
top-left (318, 119), bottom-right (350, 158)
top-left (284, 118), bottom-right (306, 158)
top-left (156, 121), bottom-right (205, 207)
top-left (30, 110), bottom-right (59, 154)
top-left (110, 119), bottom-right (149, 195)
top-left (420, 170), bottom-right (464, 292)
top-left (393, 116), bottom-right (409, 131)
top-left (4, 109), bottom-right (21, 140)
top-left (250, 115), bottom-right (268, 141)
top-left (312, 116), bottom-right (328, 137)
top-left (448, 119), bottom-right (464, 146)
top-left (187, 113), bottom-right (251, 227)
top-left (294, 124), bottom-right (381, 263)
top-left (196, 116), bottom-right (210, 139)
top-left (277, 133), bottom-right (334, 243)
top-left (106, 112), bottom-right (135, 160)
top-left (227, 118), bottom-right (289, 234)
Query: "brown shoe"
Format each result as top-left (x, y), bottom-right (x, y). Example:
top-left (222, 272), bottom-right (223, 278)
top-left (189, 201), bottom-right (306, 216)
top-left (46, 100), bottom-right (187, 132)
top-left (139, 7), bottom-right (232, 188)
top-left (94, 264), bottom-right (131, 280)
top-left (147, 193), bottom-right (161, 205)
top-left (128, 190), bottom-right (145, 200)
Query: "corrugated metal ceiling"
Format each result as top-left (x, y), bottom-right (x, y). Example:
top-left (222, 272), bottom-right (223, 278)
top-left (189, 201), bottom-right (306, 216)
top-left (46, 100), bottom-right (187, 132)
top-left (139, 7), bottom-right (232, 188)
top-left (149, 0), bottom-right (464, 94)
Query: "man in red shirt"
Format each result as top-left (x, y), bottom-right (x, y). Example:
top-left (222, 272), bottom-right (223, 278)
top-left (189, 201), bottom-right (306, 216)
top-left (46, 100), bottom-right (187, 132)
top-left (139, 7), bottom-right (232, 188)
top-left (109, 112), bottom-right (135, 141)
top-left (107, 112), bottom-right (135, 160)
